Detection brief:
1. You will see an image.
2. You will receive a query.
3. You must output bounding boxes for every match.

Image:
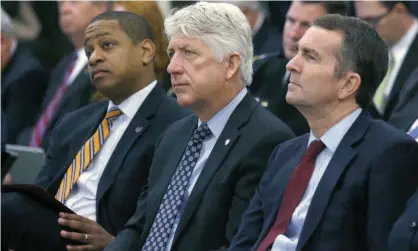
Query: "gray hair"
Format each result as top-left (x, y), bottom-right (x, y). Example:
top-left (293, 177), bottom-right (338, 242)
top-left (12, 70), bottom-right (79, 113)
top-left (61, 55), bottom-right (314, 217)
top-left (1, 7), bottom-right (15, 37)
top-left (164, 1), bottom-right (254, 86)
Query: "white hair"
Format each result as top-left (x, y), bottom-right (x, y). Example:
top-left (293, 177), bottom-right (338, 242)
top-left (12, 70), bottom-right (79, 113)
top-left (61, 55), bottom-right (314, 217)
top-left (1, 7), bottom-right (15, 37)
top-left (164, 1), bottom-right (254, 86)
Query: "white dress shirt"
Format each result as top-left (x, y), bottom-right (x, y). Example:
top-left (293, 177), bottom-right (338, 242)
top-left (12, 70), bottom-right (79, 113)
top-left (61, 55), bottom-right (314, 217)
top-left (164, 87), bottom-right (248, 251)
top-left (382, 19), bottom-right (418, 107)
top-left (64, 81), bottom-right (157, 221)
top-left (66, 48), bottom-right (88, 86)
top-left (272, 108), bottom-right (362, 251)
top-left (408, 118), bottom-right (418, 142)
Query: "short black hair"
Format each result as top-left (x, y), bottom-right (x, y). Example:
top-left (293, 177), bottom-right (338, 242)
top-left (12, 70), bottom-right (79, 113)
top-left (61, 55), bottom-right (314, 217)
top-left (89, 11), bottom-right (155, 44)
top-left (300, 1), bottom-right (348, 16)
top-left (380, 1), bottom-right (411, 12)
top-left (313, 14), bottom-right (389, 108)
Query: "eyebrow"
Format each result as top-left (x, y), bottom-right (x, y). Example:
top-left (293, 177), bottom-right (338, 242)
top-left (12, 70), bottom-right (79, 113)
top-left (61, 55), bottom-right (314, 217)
top-left (84, 32), bottom-right (112, 46)
top-left (297, 44), bottom-right (322, 59)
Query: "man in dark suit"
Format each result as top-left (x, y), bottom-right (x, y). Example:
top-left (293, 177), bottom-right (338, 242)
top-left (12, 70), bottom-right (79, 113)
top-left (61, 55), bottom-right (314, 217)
top-left (105, 2), bottom-right (294, 251)
top-left (388, 189), bottom-right (418, 251)
top-left (229, 15), bottom-right (418, 251)
top-left (24, 1), bottom-right (112, 149)
top-left (2, 12), bottom-right (188, 251)
top-left (355, 1), bottom-right (418, 121)
top-left (389, 67), bottom-right (418, 137)
top-left (250, 1), bottom-right (347, 136)
top-left (1, 9), bottom-right (49, 144)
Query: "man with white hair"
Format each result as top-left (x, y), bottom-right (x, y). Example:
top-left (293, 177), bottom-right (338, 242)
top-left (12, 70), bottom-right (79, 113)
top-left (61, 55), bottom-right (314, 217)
top-left (104, 2), bottom-right (294, 251)
top-left (1, 7), bottom-right (48, 144)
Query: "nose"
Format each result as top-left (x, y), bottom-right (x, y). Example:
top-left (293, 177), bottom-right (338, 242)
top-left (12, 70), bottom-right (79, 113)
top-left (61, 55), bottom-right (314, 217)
top-left (288, 23), bottom-right (304, 41)
top-left (286, 53), bottom-right (301, 73)
top-left (167, 53), bottom-right (183, 75)
top-left (88, 49), bottom-right (104, 67)
top-left (59, 1), bottom-right (73, 15)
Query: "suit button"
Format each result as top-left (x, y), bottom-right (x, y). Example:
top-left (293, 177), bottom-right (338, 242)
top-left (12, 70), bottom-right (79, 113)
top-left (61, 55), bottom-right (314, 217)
top-left (410, 222), bottom-right (417, 230)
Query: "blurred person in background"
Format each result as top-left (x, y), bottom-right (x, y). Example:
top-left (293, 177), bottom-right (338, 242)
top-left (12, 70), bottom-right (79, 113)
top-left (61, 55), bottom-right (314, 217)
top-left (249, 1), bottom-right (347, 136)
top-left (228, 1), bottom-right (282, 58)
top-left (1, 6), bottom-right (49, 144)
top-left (24, 1), bottom-right (111, 150)
top-left (2, 1), bottom-right (73, 69)
top-left (355, 1), bottom-right (418, 121)
top-left (388, 67), bottom-right (418, 140)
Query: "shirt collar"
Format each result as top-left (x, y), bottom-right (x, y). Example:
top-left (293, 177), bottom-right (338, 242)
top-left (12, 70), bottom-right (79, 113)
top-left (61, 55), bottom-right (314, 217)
top-left (391, 19), bottom-right (418, 58)
top-left (198, 87), bottom-right (248, 139)
top-left (107, 80), bottom-right (157, 119)
top-left (308, 108), bottom-right (362, 153)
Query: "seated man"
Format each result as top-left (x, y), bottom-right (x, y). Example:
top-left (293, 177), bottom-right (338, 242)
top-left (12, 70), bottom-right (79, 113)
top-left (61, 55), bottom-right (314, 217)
top-left (105, 2), bottom-right (294, 251)
top-left (1, 11), bottom-right (188, 251)
top-left (1, 7), bottom-right (49, 144)
top-left (229, 14), bottom-right (418, 251)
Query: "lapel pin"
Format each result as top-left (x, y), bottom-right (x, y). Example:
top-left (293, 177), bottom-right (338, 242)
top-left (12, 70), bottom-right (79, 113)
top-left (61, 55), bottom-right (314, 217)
top-left (135, 126), bottom-right (143, 133)
top-left (225, 139), bottom-right (230, 146)
top-left (261, 101), bottom-right (268, 107)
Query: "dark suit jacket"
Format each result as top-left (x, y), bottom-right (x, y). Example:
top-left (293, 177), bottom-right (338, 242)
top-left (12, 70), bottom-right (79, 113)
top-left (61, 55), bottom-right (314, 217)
top-left (253, 18), bottom-right (282, 57)
top-left (388, 189), bottom-right (418, 251)
top-left (105, 92), bottom-right (295, 251)
top-left (1, 84), bottom-right (189, 251)
top-left (18, 52), bottom-right (95, 148)
top-left (229, 111), bottom-right (418, 251)
top-left (1, 43), bottom-right (49, 144)
top-left (372, 33), bottom-right (418, 121)
top-left (388, 67), bottom-right (418, 132)
top-left (250, 52), bottom-right (309, 136)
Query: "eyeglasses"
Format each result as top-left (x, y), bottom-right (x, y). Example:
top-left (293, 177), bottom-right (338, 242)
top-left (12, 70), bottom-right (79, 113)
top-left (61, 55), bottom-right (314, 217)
top-left (362, 10), bottom-right (392, 26)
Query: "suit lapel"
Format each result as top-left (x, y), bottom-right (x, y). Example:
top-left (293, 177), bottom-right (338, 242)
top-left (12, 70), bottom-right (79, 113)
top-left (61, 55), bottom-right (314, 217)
top-left (47, 103), bottom-right (108, 192)
top-left (173, 93), bottom-right (259, 242)
top-left (96, 85), bottom-right (165, 205)
top-left (385, 34), bottom-right (418, 119)
top-left (147, 116), bottom-right (198, 225)
top-left (257, 137), bottom-right (308, 243)
top-left (296, 111), bottom-right (372, 250)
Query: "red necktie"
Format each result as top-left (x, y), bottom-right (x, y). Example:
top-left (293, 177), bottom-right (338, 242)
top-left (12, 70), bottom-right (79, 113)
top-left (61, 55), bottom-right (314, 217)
top-left (29, 53), bottom-right (77, 147)
top-left (257, 140), bottom-right (326, 251)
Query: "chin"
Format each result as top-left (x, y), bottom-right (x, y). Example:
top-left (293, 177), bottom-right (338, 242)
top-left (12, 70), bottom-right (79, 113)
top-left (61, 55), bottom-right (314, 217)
top-left (175, 93), bottom-right (195, 107)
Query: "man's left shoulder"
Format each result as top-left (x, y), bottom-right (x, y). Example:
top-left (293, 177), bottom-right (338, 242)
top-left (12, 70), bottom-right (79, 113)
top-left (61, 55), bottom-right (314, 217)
top-left (247, 104), bottom-right (295, 137)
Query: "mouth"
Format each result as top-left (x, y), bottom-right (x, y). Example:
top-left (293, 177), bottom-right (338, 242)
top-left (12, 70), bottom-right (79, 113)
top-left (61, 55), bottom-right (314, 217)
top-left (91, 69), bottom-right (110, 80)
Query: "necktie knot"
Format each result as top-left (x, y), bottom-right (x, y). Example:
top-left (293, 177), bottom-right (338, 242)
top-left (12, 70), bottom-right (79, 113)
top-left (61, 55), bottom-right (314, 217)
top-left (192, 123), bottom-right (212, 142)
top-left (305, 140), bottom-right (325, 158)
top-left (105, 107), bottom-right (122, 119)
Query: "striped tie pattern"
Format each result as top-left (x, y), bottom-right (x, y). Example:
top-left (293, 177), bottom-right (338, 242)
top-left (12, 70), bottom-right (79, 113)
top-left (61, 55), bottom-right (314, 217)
top-left (55, 107), bottom-right (122, 204)
top-left (29, 53), bottom-right (77, 147)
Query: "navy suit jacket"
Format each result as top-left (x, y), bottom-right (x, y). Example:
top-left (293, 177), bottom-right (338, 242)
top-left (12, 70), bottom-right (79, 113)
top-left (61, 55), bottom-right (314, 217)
top-left (18, 52), bottom-right (95, 148)
top-left (1, 84), bottom-right (189, 250)
top-left (1, 43), bottom-right (49, 144)
top-left (388, 189), bottom-right (418, 251)
top-left (105, 92), bottom-right (295, 251)
top-left (229, 111), bottom-right (418, 251)
top-left (389, 67), bottom-right (418, 132)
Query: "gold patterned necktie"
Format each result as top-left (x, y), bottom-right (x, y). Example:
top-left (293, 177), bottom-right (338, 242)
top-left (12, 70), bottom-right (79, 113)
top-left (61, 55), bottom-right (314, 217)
top-left (55, 107), bottom-right (122, 203)
top-left (373, 52), bottom-right (395, 114)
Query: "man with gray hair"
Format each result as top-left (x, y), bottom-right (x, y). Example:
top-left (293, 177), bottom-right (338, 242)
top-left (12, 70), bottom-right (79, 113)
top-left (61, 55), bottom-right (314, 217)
top-left (1, 6), bottom-right (48, 144)
top-left (104, 2), bottom-right (294, 251)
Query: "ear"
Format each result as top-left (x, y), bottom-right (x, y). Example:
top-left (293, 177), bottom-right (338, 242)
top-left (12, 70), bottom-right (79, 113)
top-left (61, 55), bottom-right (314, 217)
top-left (139, 39), bottom-right (156, 65)
top-left (338, 72), bottom-right (361, 100)
top-left (225, 52), bottom-right (241, 81)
